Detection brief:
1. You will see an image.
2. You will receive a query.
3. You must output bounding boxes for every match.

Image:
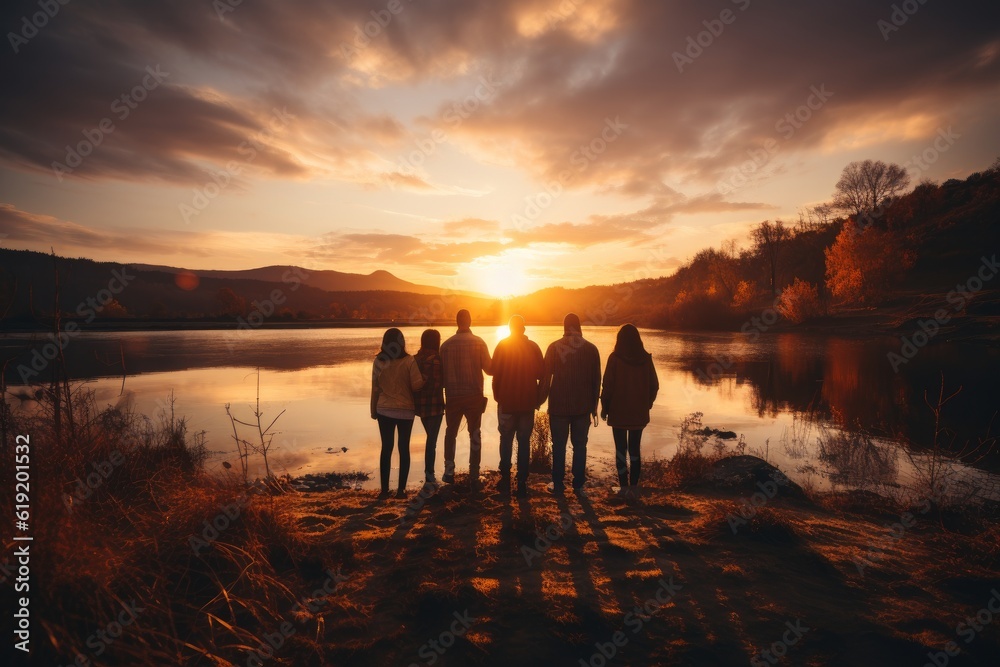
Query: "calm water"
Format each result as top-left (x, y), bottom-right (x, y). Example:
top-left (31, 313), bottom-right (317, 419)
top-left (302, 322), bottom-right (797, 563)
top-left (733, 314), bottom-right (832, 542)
top-left (3, 326), bottom-right (998, 497)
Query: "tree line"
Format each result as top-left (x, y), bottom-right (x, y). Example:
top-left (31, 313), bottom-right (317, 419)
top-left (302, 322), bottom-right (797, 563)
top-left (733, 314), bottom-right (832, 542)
top-left (1, 158), bottom-right (998, 329)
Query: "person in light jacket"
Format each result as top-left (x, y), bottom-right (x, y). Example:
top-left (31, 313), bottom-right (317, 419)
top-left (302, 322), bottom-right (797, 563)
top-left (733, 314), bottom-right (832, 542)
top-left (371, 328), bottom-right (425, 498)
top-left (600, 324), bottom-right (659, 497)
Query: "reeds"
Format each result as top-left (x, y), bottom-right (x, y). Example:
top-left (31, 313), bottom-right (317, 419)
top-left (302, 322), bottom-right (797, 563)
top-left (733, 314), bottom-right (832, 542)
top-left (0, 385), bottom-right (343, 665)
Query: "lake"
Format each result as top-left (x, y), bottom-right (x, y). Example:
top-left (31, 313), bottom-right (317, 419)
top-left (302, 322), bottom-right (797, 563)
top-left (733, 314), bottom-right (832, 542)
top-left (3, 326), bottom-right (998, 498)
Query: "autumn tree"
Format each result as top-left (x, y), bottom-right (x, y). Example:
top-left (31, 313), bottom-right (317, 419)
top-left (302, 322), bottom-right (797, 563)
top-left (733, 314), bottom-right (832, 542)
top-left (824, 220), bottom-right (915, 305)
top-left (751, 220), bottom-right (790, 296)
top-left (832, 159), bottom-right (910, 219)
top-left (797, 203), bottom-right (835, 231)
top-left (101, 298), bottom-right (129, 318)
top-left (706, 240), bottom-right (741, 302)
top-left (328, 301), bottom-right (348, 318)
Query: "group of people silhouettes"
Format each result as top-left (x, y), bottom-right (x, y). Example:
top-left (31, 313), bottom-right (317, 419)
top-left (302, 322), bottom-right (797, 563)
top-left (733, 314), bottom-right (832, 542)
top-left (370, 310), bottom-right (659, 499)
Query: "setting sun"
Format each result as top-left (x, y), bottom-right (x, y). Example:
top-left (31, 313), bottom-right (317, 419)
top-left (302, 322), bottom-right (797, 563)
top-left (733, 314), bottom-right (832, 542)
top-left (3, 2), bottom-right (1000, 664)
top-left (467, 253), bottom-right (537, 299)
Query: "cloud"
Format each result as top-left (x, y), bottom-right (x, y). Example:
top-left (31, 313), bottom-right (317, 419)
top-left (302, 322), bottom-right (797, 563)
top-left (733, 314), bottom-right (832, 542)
top-left (442, 218), bottom-right (501, 236)
top-left (421, 0), bottom-right (1000, 194)
top-left (506, 220), bottom-right (638, 247)
top-left (2, 0), bottom-right (998, 290)
top-left (305, 230), bottom-right (509, 271)
top-left (0, 203), bottom-right (300, 262)
top-left (0, 1), bottom-right (451, 186)
top-left (3, 0), bottom-right (998, 196)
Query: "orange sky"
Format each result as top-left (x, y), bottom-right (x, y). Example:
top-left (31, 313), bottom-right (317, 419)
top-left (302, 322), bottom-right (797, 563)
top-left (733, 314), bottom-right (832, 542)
top-left (1, 0), bottom-right (998, 297)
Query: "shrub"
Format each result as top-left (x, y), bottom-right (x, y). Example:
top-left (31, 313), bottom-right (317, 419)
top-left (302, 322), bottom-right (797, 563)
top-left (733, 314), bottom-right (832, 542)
top-left (656, 291), bottom-right (739, 330)
top-left (661, 413), bottom-right (728, 486)
top-left (776, 278), bottom-right (822, 323)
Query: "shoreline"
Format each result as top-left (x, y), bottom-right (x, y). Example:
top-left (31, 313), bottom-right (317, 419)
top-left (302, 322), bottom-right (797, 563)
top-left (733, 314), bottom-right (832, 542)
top-left (2, 312), bottom-right (996, 341)
top-left (2, 287), bottom-right (995, 342)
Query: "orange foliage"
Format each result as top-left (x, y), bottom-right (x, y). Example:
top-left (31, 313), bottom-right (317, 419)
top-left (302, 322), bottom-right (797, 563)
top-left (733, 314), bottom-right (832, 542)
top-left (824, 220), bottom-right (914, 305)
top-left (731, 280), bottom-right (757, 310)
top-left (776, 279), bottom-right (821, 323)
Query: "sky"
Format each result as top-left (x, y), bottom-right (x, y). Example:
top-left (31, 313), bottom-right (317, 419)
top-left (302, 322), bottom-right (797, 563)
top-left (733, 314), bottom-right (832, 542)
top-left (1, 0), bottom-right (998, 297)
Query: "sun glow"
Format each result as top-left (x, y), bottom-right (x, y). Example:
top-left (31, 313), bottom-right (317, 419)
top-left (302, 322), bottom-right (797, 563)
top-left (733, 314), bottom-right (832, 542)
top-left (466, 253), bottom-right (537, 299)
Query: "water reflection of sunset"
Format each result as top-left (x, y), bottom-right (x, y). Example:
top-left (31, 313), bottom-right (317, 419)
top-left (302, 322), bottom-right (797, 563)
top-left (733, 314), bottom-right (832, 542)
top-left (14, 326), bottom-right (993, 493)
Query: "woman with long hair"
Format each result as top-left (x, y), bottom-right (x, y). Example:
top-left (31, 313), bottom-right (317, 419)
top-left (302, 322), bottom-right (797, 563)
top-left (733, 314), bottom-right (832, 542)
top-left (413, 329), bottom-right (445, 485)
top-left (600, 324), bottom-right (659, 498)
top-left (371, 328), bottom-right (425, 498)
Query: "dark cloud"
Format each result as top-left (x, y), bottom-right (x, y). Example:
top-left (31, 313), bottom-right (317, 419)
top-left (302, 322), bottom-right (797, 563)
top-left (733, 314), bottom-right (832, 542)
top-left (0, 0), bottom-right (447, 185)
top-left (1, 0), bottom-right (997, 212)
top-left (436, 0), bottom-right (1000, 193)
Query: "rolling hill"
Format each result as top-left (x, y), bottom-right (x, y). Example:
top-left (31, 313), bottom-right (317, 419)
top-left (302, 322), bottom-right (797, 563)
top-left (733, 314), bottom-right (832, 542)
top-left (129, 263), bottom-right (485, 298)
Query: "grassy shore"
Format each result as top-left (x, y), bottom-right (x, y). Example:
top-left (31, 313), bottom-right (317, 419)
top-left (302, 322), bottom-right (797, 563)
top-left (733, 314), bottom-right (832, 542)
top-left (3, 394), bottom-right (999, 666)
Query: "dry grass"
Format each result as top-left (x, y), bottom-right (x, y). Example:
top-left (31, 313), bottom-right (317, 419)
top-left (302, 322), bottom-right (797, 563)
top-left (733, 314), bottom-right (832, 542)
top-left (0, 389), bottom-right (347, 666)
top-left (3, 396), bottom-right (998, 665)
top-left (529, 411), bottom-right (552, 473)
top-left (643, 413), bottom-right (728, 489)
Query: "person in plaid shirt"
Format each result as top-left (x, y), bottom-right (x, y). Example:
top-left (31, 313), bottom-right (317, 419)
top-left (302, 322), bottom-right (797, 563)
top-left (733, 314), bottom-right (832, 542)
top-left (492, 315), bottom-right (544, 498)
top-left (439, 309), bottom-right (492, 488)
top-left (413, 329), bottom-right (445, 484)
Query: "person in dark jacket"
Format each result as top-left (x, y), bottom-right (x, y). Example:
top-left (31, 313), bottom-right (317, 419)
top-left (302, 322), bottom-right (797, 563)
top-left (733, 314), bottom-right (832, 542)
top-left (492, 315), bottom-right (544, 498)
top-left (600, 324), bottom-right (659, 497)
top-left (539, 313), bottom-right (601, 494)
top-left (413, 329), bottom-right (444, 485)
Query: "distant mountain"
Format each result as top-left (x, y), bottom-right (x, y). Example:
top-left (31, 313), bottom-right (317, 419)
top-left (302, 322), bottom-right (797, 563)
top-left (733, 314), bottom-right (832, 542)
top-left (0, 249), bottom-right (498, 324)
top-left (130, 264), bottom-right (484, 298)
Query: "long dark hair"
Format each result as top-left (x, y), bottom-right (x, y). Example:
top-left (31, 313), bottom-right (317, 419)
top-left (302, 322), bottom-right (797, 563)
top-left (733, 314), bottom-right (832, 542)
top-left (613, 323), bottom-right (647, 360)
top-left (419, 328), bottom-right (441, 353)
top-left (375, 328), bottom-right (407, 366)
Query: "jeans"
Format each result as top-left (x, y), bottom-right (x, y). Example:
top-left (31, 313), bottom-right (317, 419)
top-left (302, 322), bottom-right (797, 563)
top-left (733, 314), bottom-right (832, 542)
top-left (420, 414), bottom-right (443, 478)
top-left (612, 427), bottom-right (643, 487)
top-left (443, 394), bottom-right (483, 478)
top-left (498, 409), bottom-right (534, 486)
top-left (550, 413), bottom-right (590, 489)
top-left (377, 415), bottom-right (414, 492)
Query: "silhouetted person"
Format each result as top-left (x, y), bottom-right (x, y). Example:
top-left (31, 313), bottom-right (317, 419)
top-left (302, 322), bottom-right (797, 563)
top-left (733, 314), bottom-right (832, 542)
top-left (413, 329), bottom-right (444, 485)
top-left (539, 313), bottom-right (601, 495)
top-left (371, 328), bottom-right (425, 499)
top-left (492, 315), bottom-right (544, 498)
top-left (601, 324), bottom-right (659, 497)
top-left (440, 309), bottom-right (492, 487)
